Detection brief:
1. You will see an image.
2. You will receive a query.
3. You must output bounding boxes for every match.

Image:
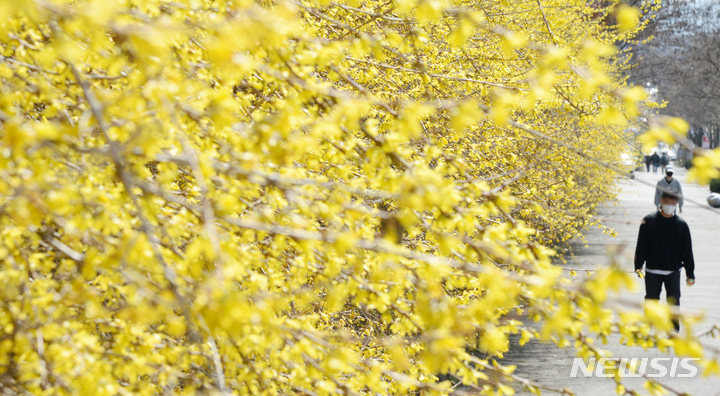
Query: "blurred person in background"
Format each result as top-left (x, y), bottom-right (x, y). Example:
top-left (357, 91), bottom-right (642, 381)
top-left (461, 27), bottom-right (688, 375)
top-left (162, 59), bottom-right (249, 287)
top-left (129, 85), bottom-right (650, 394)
top-left (651, 151), bottom-right (660, 174)
top-left (660, 152), bottom-right (669, 174)
top-left (654, 165), bottom-right (684, 213)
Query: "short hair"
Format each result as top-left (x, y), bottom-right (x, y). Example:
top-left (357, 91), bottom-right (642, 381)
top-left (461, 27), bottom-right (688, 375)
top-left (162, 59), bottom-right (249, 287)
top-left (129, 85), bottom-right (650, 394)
top-left (661, 191), bottom-right (679, 200)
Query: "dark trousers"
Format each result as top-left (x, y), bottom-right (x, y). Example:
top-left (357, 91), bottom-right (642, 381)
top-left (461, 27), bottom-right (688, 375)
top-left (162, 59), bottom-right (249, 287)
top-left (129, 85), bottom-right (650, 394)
top-left (645, 271), bottom-right (681, 331)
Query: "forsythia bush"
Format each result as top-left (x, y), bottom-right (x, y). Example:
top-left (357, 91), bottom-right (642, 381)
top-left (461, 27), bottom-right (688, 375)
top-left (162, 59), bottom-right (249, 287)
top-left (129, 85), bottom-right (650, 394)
top-left (0, 0), bottom-right (714, 395)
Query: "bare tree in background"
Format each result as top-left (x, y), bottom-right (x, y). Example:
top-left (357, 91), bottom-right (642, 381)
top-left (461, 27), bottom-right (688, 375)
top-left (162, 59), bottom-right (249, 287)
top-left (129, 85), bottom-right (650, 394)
top-left (627, 0), bottom-right (720, 150)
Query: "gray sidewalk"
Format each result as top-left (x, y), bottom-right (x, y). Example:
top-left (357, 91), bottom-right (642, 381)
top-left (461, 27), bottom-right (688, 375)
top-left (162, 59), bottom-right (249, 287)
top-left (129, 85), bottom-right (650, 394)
top-left (502, 165), bottom-right (720, 395)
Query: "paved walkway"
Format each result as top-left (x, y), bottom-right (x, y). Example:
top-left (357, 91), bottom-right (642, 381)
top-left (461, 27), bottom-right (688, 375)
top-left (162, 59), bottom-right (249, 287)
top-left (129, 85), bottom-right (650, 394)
top-left (502, 165), bottom-right (720, 395)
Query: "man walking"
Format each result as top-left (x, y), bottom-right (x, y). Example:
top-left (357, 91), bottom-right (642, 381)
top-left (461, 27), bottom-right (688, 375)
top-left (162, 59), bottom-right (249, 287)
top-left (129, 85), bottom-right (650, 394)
top-left (660, 152), bottom-right (669, 174)
top-left (650, 151), bottom-right (660, 174)
top-left (635, 192), bottom-right (695, 332)
top-left (654, 165), bottom-right (684, 213)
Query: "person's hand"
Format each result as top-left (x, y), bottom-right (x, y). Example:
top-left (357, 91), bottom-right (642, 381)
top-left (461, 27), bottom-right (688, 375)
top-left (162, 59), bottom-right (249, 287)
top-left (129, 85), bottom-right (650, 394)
top-left (636, 269), bottom-right (644, 279)
top-left (687, 278), bottom-right (695, 287)
top-left (679, 207), bottom-right (683, 214)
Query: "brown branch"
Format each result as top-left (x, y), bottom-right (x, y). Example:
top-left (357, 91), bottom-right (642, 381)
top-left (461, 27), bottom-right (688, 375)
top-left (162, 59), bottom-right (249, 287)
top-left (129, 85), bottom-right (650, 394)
top-left (535, 0), bottom-right (558, 46)
top-left (68, 62), bottom-right (229, 394)
top-left (346, 56), bottom-right (528, 91)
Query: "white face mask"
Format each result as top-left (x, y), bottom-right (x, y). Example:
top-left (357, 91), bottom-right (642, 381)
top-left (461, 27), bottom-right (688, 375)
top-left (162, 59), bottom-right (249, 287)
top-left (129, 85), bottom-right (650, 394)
top-left (661, 204), bottom-right (676, 215)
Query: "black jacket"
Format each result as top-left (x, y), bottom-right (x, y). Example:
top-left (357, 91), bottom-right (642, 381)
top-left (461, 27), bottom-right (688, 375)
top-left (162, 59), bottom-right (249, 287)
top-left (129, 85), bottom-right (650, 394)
top-left (634, 212), bottom-right (695, 279)
top-left (650, 153), bottom-right (660, 165)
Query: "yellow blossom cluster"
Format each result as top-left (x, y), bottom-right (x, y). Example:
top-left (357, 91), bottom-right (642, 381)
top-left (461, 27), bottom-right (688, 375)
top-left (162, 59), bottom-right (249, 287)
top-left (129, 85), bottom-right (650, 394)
top-left (0, 0), bottom-right (714, 395)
